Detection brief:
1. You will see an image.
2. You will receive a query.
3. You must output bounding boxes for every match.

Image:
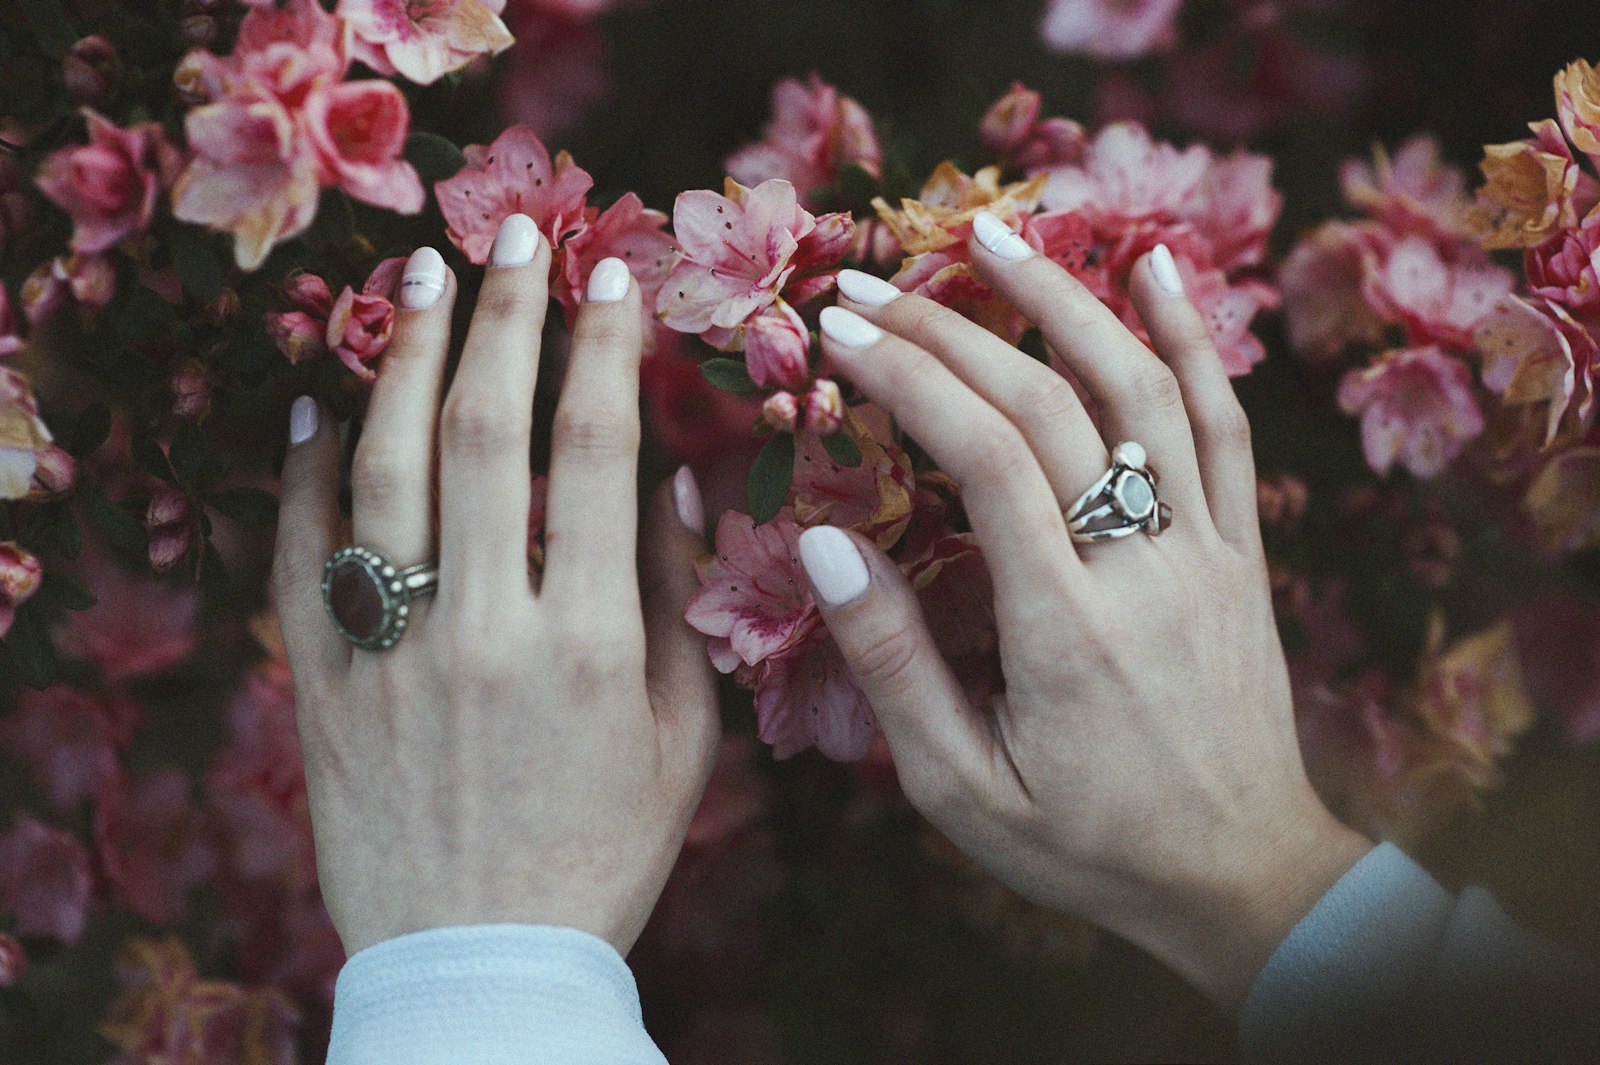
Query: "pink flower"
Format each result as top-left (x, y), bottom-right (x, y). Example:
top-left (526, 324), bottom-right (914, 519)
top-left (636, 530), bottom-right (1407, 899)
top-left (553, 192), bottom-right (674, 326)
top-left (1280, 221), bottom-right (1388, 361)
top-left (1180, 151), bottom-right (1281, 273)
top-left (267, 259), bottom-right (400, 377)
top-left (1364, 236), bottom-right (1514, 351)
top-left (726, 75), bottom-right (882, 204)
top-left (742, 300), bottom-right (810, 389)
top-left (94, 771), bottom-right (217, 926)
top-left (801, 378), bottom-right (844, 436)
top-left (435, 123), bottom-right (594, 264)
top-left (300, 78), bottom-right (425, 212)
top-left (339, 0), bottom-right (514, 85)
top-left (0, 367), bottom-right (55, 501)
top-left (1039, 122), bottom-right (1211, 227)
top-left (34, 110), bottom-right (180, 254)
top-left (57, 542), bottom-right (200, 684)
top-left (0, 687), bottom-right (133, 814)
top-left (685, 509), bottom-right (818, 670)
top-left (980, 83), bottom-right (1086, 170)
top-left (1339, 136), bottom-right (1473, 242)
top-left (1039, 0), bottom-right (1181, 60)
top-left (658, 178), bottom-right (850, 347)
top-left (1475, 295), bottom-right (1598, 442)
top-left (145, 487), bottom-right (193, 573)
top-left (326, 285), bottom-right (395, 379)
top-left (1525, 214), bottom-right (1600, 311)
top-left (0, 934), bottom-right (25, 987)
top-left (1337, 346), bottom-right (1485, 479)
top-left (751, 634), bottom-right (878, 761)
top-left (789, 416), bottom-right (915, 547)
top-left (0, 816), bottom-right (93, 943)
top-left (0, 540), bottom-right (43, 638)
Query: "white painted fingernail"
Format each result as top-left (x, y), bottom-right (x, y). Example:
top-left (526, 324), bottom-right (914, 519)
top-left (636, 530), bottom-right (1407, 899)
top-left (586, 257), bottom-right (631, 303)
top-left (836, 269), bottom-right (903, 307)
top-left (971, 211), bottom-right (1034, 261)
top-left (1151, 243), bottom-right (1184, 296)
top-left (489, 213), bottom-right (539, 267)
top-left (673, 464), bottom-right (704, 535)
top-left (819, 306), bottom-right (882, 348)
top-left (799, 525), bottom-right (870, 608)
top-left (399, 246), bottom-right (446, 309)
top-left (288, 395), bottom-right (317, 446)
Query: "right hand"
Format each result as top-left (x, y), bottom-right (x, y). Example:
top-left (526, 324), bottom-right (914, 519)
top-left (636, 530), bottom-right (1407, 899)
top-left (803, 215), bottom-right (1372, 1011)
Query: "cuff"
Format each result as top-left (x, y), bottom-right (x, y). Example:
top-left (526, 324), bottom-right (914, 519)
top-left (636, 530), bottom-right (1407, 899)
top-left (325, 924), bottom-right (667, 1065)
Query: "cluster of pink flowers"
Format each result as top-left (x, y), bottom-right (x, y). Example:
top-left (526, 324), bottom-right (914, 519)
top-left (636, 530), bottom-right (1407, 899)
top-left (267, 257), bottom-right (405, 380)
top-left (1279, 136), bottom-right (1512, 478)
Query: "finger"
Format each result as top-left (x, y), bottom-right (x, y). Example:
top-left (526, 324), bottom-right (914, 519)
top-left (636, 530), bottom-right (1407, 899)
top-left (817, 306), bottom-right (1084, 639)
top-left (438, 214), bottom-right (550, 601)
top-left (797, 524), bottom-right (1013, 822)
top-left (1130, 246), bottom-right (1262, 553)
top-left (542, 258), bottom-right (645, 606)
top-left (351, 246), bottom-right (456, 567)
top-left (272, 396), bottom-right (347, 677)
top-left (835, 270), bottom-right (1108, 501)
top-left (642, 466), bottom-right (719, 781)
top-left (967, 211), bottom-right (1210, 537)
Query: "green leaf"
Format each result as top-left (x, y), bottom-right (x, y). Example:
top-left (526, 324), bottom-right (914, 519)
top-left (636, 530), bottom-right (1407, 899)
top-left (130, 434), bottom-right (176, 485)
top-left (821, 431), bottom-right (862, 468)
top-left (207, 486), bottom-right (279, 526)
top-left (699, 358), bottom-right (762, 394)
top-left (166, 224), bottom-right (226, 305)
top-left (68, 403), bottom-right (111, 458)
top-left (404, 131), bottom-right (466, 184)
top-left (0, 604), bottom-right (56, 689)
top-left (18, 0), bottom-right (77, 59)
top-left (836, 163), bottom-right (881, 209)
top-left (747, 432), bottom-right (795, 524)
top-left (85, 486), bottom-right (148, 555)
top-left (42, 569), bottom-right (96, 611)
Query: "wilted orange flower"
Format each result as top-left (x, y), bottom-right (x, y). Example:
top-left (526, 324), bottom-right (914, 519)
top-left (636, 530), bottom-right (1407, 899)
top-left (1474, 119), bottom-right (1591, 249)
top-left (1555, 59), bottom-right (1600, 160)
top-left (1412, 616), bottom-right (1535, 788)
top-left (871, 164), bottom-right (1048, 256)
top-left (1524, 446), bottom-right (1600, 553)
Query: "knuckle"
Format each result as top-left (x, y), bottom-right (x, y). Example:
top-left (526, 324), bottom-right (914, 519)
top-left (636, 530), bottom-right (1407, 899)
top-left (1209, 399), bottom-right (1253, 449)
top-left (475, 284), bottom-right (539, 323)
top-left (574, 314), bottom-right (640, 353)
top-left (270, 549), bottom-right (323, 601)
top-left (443, 397), bottom-right (523, 453)
top-left (1014, 371), bottom-right (1082, 429)
top-left (967, 423), bottom-right (1032, 480)
top-left (553, 407), bottom-right (640, 457)
top-left (350, 448), bottom-right (406, 501)
top-left (847, 622), bottom-right (922, 698)
top-left (1125, 361), bottom-right (1185, 413)
top-left (896, 299), bottom-right (954, 339)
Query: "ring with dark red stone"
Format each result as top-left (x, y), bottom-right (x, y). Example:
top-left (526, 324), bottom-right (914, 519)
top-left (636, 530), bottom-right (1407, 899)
top-left (1063, 441), bottom-right (1171, 544)
top-left (321, 545), bottom-right (437, 651)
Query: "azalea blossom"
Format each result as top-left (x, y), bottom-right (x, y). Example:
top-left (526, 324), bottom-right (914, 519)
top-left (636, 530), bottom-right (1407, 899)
top-left (266, 258), bottom-right (402, 378)
top-left (1364, 236), bottom-right (1514, 351)
top-left (980, 83), bottom-right (1085, 170)
top-left (1474, 119), bottom-right (1598, 250)
top-left (1038, 0), bottom-right (1181, 60)
top-left (1339, 135), bottom-right (1474, 241)
top-left (1279, 222), bottom-right (1390, 361)
top-left (34, 110), bottom-right (181, 254)
top-left (1555, 58), bottom-right (1600, 166)
top-left (685, 509), bottom-right (818, 670)
top-left (1337, 346), bottom-right (1485, 479)
top-left (1413, 618), bottom-right (1535, 786)
top-left (93, 771), bottom-right (218, 926)
top-left (726, 75), bottom-right (882, 203)
top-left (0, 816), bottom-right (93, 943)
top-left (435, 123), bottom-right (594, 263)
top-left (750, 634), bottom-right (878, 761)
top-left (339, 0), bottom-right (514, 85)
top-left (552, 191), bottom-right (674, 326)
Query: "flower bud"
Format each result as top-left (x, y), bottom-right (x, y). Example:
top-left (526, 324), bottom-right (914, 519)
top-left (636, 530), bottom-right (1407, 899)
top-left (177, 13), bottom-right (219, 49)
top-left (172, 51), bottom-right (219, 106)
top-left (0, 934), bottom-right (25, 987)
top-left (62, 35), bottom-right (121, 105)
top-left (802, 378), bottom-right (845, 436)
top-left (0, 542), bottom-right (43, 638)
top-left (145, 488), bottom-right (192, 573)
top-left (28, 446), bottom-right (76, 498)
top-left (21, 262), bottom-right (67, 328)
top-left (743, 301), bottom-right (810, 389)
top-left (762, 390), bottom-right (800, 433)
top-left (799, 211), bottom-right (857, 265)
top-left (266, 310), bottom-right (328, 364)
top-left (64, 253), bottom-right (115, 310)
top-left (981, 83), bottom-right (1042, 155)
top-left (281, 272), bottom-right (333, 315)
top-left (170, 361), bottom-right (211, 421)
top-left (327, 286), bottom-right (394, 380)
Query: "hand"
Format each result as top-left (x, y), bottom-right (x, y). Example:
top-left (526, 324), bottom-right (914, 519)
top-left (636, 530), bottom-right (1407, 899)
top-left (806, 214), bottom-right (1372, 1011)
top-left (271, 215), bottom-right (720, 958)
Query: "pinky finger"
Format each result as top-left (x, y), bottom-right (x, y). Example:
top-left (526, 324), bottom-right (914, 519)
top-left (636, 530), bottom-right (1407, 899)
top-left (272, 396), bottom-right (347, 680)
top-left (1131, 246), bottom-right (1262, 553)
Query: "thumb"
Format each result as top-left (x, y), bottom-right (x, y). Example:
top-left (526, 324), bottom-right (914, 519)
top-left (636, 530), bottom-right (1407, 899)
top-left (641, 465), bottom-right (720, 780)
top-left (797, 525), bottom-right (999, 814)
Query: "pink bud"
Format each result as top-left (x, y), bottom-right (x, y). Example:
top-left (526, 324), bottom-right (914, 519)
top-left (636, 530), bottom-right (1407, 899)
top-left (981, 83), bottom-right (1042, 154)
top-left (802, 378), bottom-right (845, 436)
top-left (326, 286), bottom-right (394, 380)
top-left (177, 13), bottom-right (219, 48)
top-left (170, 362), bottom-right (211, 421)
top-left (743, 301), bottom-right (810, 389)
top-left (281, 272), bottom-right (334, 315)
top-left (21, 262), bottom-right (67, 328)
top-left (0, 933), bottom-right (25, 987)
top-left (145, 488), bottom-right (192, 573)
top-left (762, 391), bottom-right (800, 433)
top-left (62, 35), bottom-right (121, 104)
top-left (172, 52), bottom-right (218, 106)
top-left (206, 287), bottom-right (240, 324)
top-left (63, 254), bottom-right (114, 310)
top-left (800, 211), bottom-right (857, 265)
top-left (266, 310), bottom-right (328, 365)
top-left (0, 542), bottom-right (43, 639)
top-left (28, 446), bottom-right (76, 498)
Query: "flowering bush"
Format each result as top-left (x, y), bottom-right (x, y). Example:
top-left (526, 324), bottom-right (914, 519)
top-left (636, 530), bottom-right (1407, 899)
top-left (0, 0), bottom-right (1595, 1060)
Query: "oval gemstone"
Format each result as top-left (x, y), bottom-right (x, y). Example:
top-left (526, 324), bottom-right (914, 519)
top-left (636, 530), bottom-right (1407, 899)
top-left (329, 559), bottom-right (386, 642)
top-left (1116, 471), bottom-right (1156, 520)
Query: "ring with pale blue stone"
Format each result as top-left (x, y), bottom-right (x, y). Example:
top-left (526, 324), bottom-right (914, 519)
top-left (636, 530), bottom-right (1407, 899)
top-left (1064, 441), bottom-right (1172, 543)
top-left (322, 545), bottom-right (438, 651)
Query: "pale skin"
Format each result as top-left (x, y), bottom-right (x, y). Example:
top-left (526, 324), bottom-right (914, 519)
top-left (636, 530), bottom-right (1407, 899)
top-left (273, 211), bottom-right (1372, 1011)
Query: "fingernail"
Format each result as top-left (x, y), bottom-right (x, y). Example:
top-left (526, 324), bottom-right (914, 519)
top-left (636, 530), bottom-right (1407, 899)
top-left (836, 269), bottom-right (902, 307)
top-left (673, 464), bottom-right (704, 535)
top-left (489, 213), bottom-right (540, 267)
top-left (399, 246), bottom-right (446, 309)
top-left (819, 306), bottom-right (882, 348)
top-left (1150, 243), bottom-right (1184, 296)
top-left (586, 257), bottom-right (631, 303)
top-left (799, 525), bottom-right (870, 608)
top-left (971, 211), bottom-right (1034, 261)
top-left (289, 395), bottom-right (317, 446)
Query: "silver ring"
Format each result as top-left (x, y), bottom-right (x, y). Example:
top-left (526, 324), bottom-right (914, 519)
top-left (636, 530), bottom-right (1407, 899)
top-left (322, 545), bottom-right (438, 651)
top-left (1064, 441), bottom-right (1172, 544)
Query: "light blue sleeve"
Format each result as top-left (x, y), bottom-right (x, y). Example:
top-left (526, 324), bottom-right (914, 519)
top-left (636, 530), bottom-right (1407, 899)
top-left (1240, 842), bottom-right (1600, 1064)
top-left (324, 924), bottom-right (668, 1065)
